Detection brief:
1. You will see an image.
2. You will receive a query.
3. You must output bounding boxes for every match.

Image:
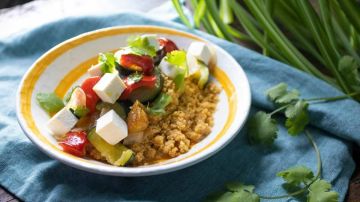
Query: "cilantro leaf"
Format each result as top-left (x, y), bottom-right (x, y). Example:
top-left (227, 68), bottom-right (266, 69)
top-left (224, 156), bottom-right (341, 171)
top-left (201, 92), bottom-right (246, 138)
top-left (285, 100), bottom-right (309, 135)
top-left (207, 183), bottom-right (260, 202)
top-left (36, 93), bottom-right (64, 114)
top-left (308, 179), bottom-right (339, 202)
top-left (275, 90), bottom-right (299, 104)
top-left (338, 55), bottom-right (360, 91)
top-left (148, 93), bottom-right (172, 115)
top-left (247, 111), bottom-right (278, 145)
top-left (127, 35), bottom-right (156, 57)
top-left (267, 83), bottom-right (300, 104)
top-left (266, 82), bottom-right (288, 102)
top-left (98, 52), bottom-right (117, 73)
top-left (277, 166), bottom-right (314, 186)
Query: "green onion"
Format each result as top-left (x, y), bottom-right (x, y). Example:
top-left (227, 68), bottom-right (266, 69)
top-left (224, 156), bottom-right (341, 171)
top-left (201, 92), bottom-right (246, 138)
top-left (172, 0), bottom-right (360, 101)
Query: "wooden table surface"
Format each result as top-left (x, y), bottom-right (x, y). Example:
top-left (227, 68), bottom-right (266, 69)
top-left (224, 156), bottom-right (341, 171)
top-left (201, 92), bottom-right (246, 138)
top-left (1, 0), bottom-right (359, 201)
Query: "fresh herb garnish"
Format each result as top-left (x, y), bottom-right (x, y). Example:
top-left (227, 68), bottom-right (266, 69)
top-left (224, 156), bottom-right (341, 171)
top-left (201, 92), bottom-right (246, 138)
top-left (147, 93), bottom-right (172, 115)
top-left (98, 52), bottom-right (117, 73)
top-left (208, 131), bottom-right (339, 202)
top-left (127, 35), bottom-right (157, 57)
top-left (165, 50), bottom-right (188, 92)
top-left (247, 111), bottom-right (278, 145)
top-left (307, 179), bottom-right (339, 202)
top-left (36, 93), bottom-right (64, 114)
top-left (207, 83), bottom-right (358, 201)
top-left (207, 182), bottom-right (260, 202)
top-left (247, 82), bottom-right (358, 144)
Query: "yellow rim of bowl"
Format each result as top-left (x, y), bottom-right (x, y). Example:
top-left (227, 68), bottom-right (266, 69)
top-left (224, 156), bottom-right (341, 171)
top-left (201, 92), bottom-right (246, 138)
top-left (19, 26), bottom-right (237, 166)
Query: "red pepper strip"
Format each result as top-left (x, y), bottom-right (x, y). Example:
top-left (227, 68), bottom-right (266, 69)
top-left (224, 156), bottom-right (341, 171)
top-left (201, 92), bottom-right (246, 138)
top-left (120, 54), bottom-right (154, 74)
top-left (59, 131), bottom-right (88, 157)
top-left (80, 76), bottom-right (101, 113)
top-left (158, 37), bottom-right (179, 53)
top-left (120, 75), bottom-right (157, 100)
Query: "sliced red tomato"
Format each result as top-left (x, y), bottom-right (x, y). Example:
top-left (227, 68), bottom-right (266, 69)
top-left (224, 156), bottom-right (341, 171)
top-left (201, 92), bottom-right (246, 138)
top-left (59, 130), bottom-right (88, 157)
top-left (119, 54), bottom-right (154, 74)
top-left (158, 37), bottom-right (178, 53)
top-left (120, 75), bottom-right (157, 100)
top-left (80, 76), bottom-right (101, 113)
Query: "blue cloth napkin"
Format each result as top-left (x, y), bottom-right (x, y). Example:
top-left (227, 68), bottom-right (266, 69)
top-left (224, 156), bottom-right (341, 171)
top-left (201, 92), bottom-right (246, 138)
top-left (1, 11), bottom-right (360, 202)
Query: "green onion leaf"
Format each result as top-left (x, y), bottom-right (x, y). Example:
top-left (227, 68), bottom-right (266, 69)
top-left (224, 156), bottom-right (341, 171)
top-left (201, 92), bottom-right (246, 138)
top-left (172, 0), bottom-right (192, 28)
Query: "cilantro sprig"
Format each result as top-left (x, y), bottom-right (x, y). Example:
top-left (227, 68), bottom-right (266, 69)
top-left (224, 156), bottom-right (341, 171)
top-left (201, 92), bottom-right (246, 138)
top-left (207, 83), bottom-right (359, 202)
top-left (208, 131), bottom-right (339, 202)
top-left (127, 35), bottom-right (157, 57)
top-left (248, 82), bottom-right (359, 145)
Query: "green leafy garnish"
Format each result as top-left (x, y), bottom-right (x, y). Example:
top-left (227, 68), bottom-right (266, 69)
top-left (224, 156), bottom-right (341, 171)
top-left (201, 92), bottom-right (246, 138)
top-left (165, 50), bottom-right (188, 92)
top-left (127, 72), bottom-right (143, 85)
top-left (277, 166), bottom-right (314, 186)
top-left (267, 82), bottom-right (288, 102)
top-left (247, 111), bottom-right (278, 145)
top-left (267, 82), bottom-right (299, 104)
top-left (308, 179), bottom-right (339, 202)
top-left (98, 52), bottom-right (117, 73)
top-left (147, 93), bottom-right (172, 115)
top-left (207, 182), bottom-right (259, 202)
top-left (36, 93), bottom-right (64, 114)
top-left (127, 35), bottom-right (157, 57)
top-left (285, 100), bottom-right (310, 135)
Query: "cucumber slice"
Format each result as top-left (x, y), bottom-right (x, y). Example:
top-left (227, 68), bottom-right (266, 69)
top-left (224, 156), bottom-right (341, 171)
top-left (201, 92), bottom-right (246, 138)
top-left (96, 102), bottom-right (127, 119)
top-left (129, 68), bottom-right (163, 103)
top-left (88, 129), bottom-right (134, 166)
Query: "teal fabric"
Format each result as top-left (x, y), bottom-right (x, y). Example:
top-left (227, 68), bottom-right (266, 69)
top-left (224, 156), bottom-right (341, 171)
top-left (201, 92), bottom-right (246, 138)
top-left (1, 12), bottom-right (360, 202)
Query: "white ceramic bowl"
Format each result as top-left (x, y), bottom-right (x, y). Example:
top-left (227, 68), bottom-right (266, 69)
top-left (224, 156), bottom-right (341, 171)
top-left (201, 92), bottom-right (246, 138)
top-left (16, 26), bottom-right (251, 176)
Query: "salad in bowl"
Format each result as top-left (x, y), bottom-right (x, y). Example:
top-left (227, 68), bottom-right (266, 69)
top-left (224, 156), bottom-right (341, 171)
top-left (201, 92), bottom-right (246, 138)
top-left (36, 34), bottom-right (220, 167)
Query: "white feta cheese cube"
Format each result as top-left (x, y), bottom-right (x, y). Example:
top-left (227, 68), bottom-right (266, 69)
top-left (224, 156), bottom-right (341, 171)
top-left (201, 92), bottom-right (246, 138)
top-left (93, 73), bottom-right (126, 104)
top-left (88, 62), bottom-right (104, 77)
top-left (187, 42), bottom-right (212, 65)
top-left (47, 108), bottom-right (78, 135)
top-left (186, 52), bottom-right (203, 76)
top-left (159, 58), bottom-right (178, 78)
top-left (96, 110), bottom-right (128, 145)
top-left (142, 34), bottom-right (159, 50)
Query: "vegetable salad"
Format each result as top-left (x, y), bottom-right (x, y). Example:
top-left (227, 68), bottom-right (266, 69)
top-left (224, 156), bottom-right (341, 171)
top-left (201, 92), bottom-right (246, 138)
top-left (37, 35), bottom-right (217, 166)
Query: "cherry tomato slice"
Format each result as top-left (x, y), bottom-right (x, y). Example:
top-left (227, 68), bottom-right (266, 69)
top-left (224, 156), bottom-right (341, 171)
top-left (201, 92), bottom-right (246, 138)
top-left (80, 76), bottom-right (101, 113)
top-left (120, 54), bottom-right (154, 74)
top-left (59, 131), bottom-right (88, 157)
top-left (158, 37), bottom-right (178, 53)
top-left (120, 75), bottom-right (157, 100)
